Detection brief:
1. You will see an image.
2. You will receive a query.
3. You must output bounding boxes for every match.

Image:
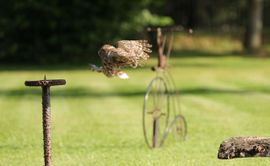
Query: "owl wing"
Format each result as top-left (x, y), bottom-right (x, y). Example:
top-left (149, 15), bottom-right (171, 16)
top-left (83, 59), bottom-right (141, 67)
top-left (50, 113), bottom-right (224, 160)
top-left (112, 40), bottom-right (152, 67)
top-left (117, 40), bottom-right (152, 57)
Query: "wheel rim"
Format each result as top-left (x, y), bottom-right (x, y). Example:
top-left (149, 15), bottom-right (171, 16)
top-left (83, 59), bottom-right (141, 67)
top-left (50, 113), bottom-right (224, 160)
top-left (143, 77), bottom-right (170, 148)
top-left (162, 115), bottom-right (187, 143)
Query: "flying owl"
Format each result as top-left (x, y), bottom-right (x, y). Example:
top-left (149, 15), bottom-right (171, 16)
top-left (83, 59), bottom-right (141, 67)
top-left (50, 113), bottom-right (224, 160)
top-left (90, 40), bottom-right (152, 79)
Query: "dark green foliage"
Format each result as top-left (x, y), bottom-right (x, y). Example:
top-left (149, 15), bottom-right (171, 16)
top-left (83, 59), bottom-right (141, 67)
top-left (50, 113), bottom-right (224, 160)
top-left (165, 0), bottom-right (268, 30)
top-left (165, 0), bottom-right (249, 28)
top-left (1, 0), bottom-right (270, 64)
top-left (0, 0), bottom-right (151, 64)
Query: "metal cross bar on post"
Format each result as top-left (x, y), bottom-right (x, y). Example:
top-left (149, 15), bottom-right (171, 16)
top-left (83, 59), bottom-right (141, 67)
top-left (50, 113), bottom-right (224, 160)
top-left (25, 75), bottom-right (66, 166)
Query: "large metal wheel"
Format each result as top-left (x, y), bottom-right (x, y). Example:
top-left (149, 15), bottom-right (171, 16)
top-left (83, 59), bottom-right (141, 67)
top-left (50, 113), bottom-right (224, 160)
top-left (143, 77), bottom-right (170, 148)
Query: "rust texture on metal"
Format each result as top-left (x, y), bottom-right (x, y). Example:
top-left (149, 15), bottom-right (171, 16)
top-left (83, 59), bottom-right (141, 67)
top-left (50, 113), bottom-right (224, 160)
top-left (157, 28), bottom-right (166, 69)
top-left (25, 75), bottom-right (66, 166)
top-left (152, 118), bottom-right (159, 148)
top-left (151, 26), bottom-right (182, 70)
top-left (25, 79), bottom-right (66, 87)
top-left (42, 86), bottom-right (52, 166)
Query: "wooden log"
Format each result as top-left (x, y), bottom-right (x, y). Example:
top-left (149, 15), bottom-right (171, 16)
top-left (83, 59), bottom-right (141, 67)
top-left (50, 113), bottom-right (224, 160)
top-left (218, 136), bottom-right (270, 159)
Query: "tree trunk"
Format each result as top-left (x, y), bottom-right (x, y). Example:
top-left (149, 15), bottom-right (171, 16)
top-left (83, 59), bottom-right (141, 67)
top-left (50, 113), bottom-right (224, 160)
top-left (218, 136), bottom-right (270, 159)
top-left (243, 0), bottom-right (263, 52)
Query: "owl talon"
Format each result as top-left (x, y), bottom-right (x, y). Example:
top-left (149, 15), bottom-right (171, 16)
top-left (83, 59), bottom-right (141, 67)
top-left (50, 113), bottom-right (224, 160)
top-left (116, 71), bottom-right (129, 79)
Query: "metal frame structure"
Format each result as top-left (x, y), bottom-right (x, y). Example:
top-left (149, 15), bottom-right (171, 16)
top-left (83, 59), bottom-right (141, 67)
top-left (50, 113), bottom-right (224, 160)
top-left (143, 26), bottom-right (187, 148)
top-left (25, 76), bottom-right (66, 166)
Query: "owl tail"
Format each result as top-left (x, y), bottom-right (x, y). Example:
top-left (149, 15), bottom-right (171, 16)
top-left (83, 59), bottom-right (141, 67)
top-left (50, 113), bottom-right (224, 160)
top-left (116, 71), bottom-right (129, 79)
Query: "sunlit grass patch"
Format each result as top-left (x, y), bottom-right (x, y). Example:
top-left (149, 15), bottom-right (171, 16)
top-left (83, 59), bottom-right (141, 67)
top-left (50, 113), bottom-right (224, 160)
top-left (1, 54), bottom-right (270, 165)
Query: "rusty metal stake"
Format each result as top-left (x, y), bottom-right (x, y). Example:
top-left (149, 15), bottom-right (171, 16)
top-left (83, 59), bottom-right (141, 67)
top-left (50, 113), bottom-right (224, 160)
top-left (25, 75), bottom-right (66, 166)
top-left (157, 27), bottom-right (166, 69)
top-left (152, 117), bottom-right (159, 148)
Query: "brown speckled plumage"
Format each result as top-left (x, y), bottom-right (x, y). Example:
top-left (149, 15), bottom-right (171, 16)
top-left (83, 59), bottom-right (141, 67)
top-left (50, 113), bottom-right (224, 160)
top-left (91, 40), bottom-right (152, 78)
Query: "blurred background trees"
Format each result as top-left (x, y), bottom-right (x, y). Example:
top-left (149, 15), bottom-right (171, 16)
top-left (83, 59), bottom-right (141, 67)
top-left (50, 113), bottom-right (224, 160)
top-left (244, 0), bottom-right (263, 52)
top-left (0, 0), bottom-right (268, 64)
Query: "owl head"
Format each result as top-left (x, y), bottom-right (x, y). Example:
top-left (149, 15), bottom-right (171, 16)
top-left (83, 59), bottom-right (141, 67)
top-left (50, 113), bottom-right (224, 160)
top-left (98, 44), bottom-right (115, 58)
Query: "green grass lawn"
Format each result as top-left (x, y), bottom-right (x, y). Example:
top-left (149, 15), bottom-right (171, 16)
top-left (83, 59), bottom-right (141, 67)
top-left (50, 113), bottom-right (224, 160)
top-left (1, 55), bottom-right (270, 165)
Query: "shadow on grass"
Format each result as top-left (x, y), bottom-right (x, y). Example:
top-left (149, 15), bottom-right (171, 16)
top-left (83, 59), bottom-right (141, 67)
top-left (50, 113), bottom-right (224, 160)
top-left (1, 86), bottom-right (270, 98)
top-left (0, 87), bottom-right (144, 98)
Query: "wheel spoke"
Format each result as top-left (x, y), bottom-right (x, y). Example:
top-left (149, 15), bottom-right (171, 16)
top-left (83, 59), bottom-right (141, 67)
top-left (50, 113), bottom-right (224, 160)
top-left (143, 77), bottom-right (169, 148)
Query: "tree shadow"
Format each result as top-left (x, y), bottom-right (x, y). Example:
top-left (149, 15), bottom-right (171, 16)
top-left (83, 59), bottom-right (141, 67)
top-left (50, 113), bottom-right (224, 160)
top-left (179, 87), bottom-right (268, 95)
top-left (1, 86), bottom-right (270, 98)
top-left (0, 87), bottom-right (145, 98)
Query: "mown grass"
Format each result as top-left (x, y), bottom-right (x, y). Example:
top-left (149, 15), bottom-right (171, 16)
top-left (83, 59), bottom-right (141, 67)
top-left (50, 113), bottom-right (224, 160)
top-left (1, 51), bottom-right (270, 165)
top-left (0, 30), bottom-right (270, 166)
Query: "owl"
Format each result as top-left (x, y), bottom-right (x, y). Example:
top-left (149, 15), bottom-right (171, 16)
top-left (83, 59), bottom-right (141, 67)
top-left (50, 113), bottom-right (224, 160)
top-left (90, 40), bottom-right (152, 79)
